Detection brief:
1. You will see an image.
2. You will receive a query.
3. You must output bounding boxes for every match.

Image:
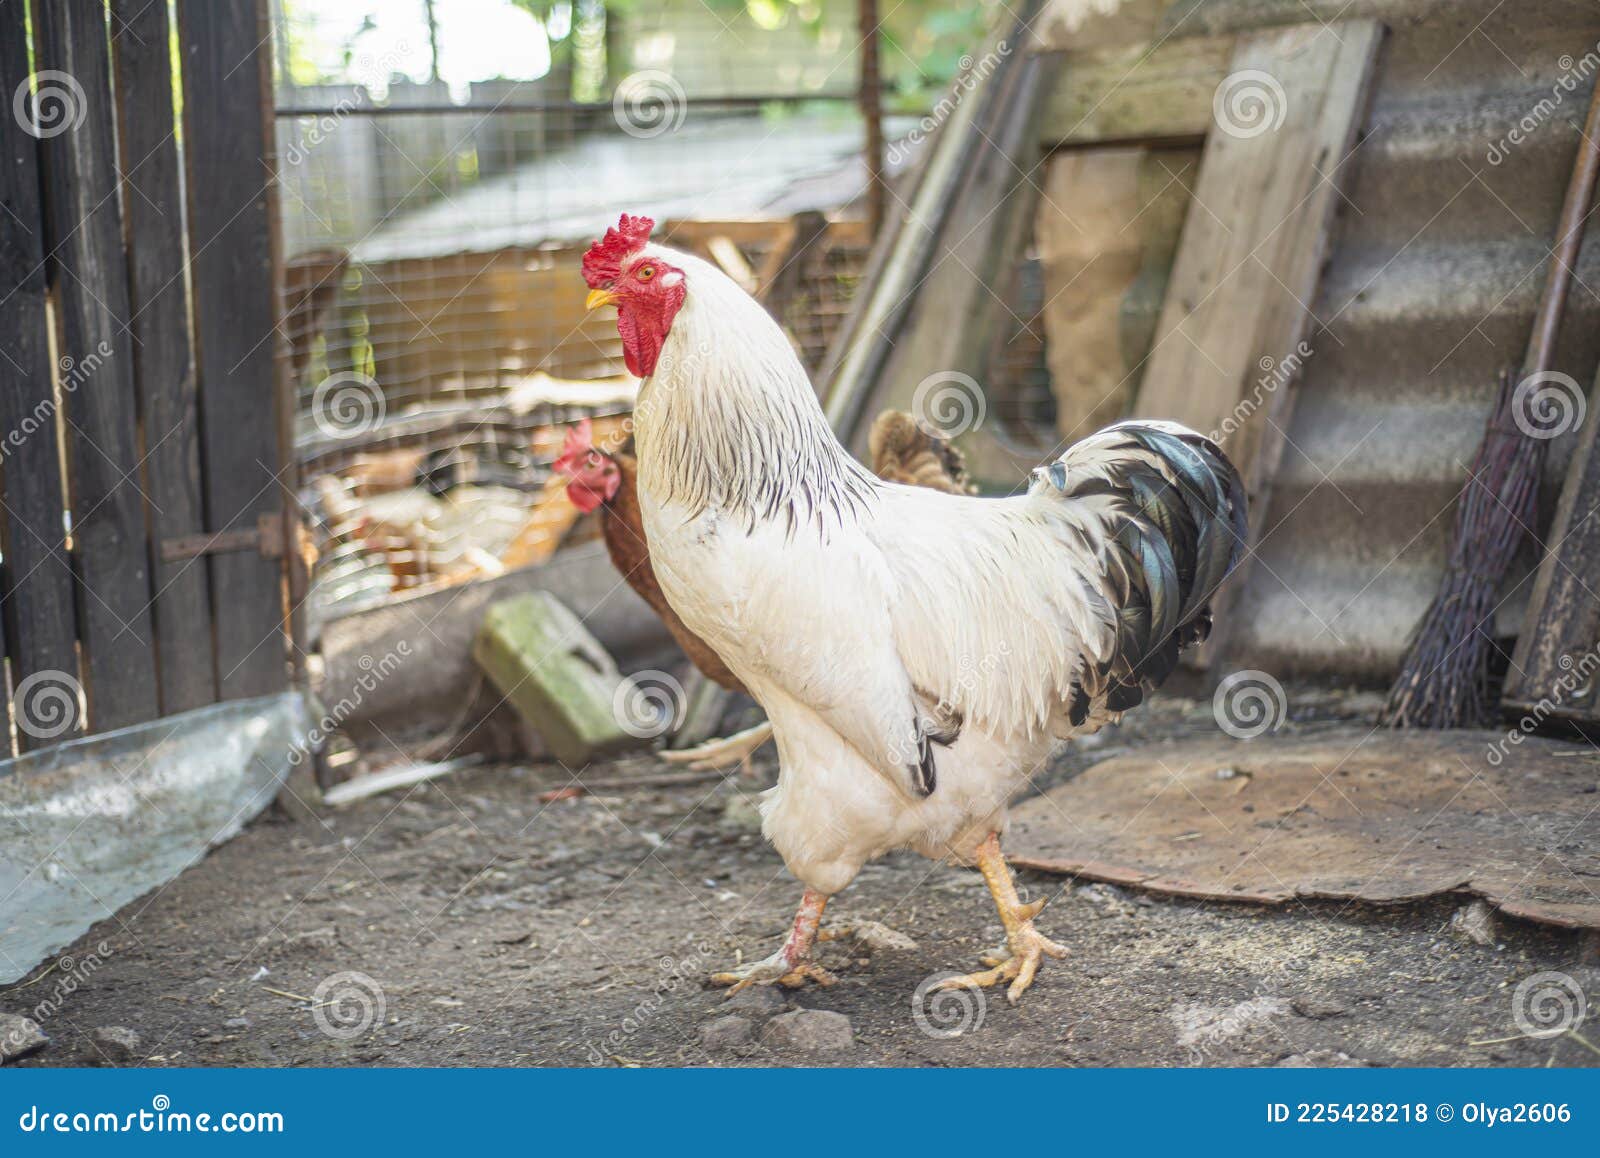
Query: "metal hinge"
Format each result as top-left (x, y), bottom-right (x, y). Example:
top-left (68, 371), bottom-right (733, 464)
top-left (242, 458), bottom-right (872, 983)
top-left (161, 512), bottom-right (286, 564)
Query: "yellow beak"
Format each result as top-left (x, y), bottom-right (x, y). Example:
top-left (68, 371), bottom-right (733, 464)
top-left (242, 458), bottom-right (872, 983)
top-left (585, 287), bottom-right (620, 311)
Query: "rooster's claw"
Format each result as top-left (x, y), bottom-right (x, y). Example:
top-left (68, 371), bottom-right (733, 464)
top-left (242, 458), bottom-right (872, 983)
top-left (711, 953), bottom-right (835, 995)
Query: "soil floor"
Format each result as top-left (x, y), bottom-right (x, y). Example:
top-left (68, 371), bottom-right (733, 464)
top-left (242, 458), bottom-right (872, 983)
top-left (5, 689), bottom-right (1599, 1068)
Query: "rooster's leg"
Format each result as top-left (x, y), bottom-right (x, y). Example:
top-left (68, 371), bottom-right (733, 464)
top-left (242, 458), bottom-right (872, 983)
top-left (659, 721), bottom-right (773, 775)
top-left (710, 887), bottom-right (838, 994)
top-left (934, 832), bottom-right (1067, 1005)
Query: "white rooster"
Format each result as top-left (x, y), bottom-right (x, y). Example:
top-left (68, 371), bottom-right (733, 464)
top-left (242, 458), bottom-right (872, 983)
top-left (582, 215), bottom-right (1247, 1003)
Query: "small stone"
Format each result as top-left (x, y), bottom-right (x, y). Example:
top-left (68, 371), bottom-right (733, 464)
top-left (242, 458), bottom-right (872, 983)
top-left (1449, 900), bottom-right (1497, 947)
top-left (722, 985), bottom-right (786, 1017)
top-left (759, 1008), bottom-right (853, 1053)
top-left (1277, 1049), bottom-right (1368, 1068)
top-left (223, 1018), bottom-right (251, 1030)
top-left (92, 1026), bottom-right (141, 1064)
top-left (0, 1014), bottom-right (47, 1064)
top-left (1292, 996), bottom-right (1347, 1020)
top-left (700, 1015), bottom-right (755, 1051)
top-left (847, 920), bottom-right (918, 953)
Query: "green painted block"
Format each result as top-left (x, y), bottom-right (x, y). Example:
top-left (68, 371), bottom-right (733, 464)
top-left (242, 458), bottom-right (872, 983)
top-left (473, 591), bottom-right (646, 767)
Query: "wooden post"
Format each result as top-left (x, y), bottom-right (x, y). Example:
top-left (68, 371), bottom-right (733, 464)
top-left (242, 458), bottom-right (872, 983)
top-left (178, 0), bottom-right (291, 701)
top-left (858, 0), bottom-right (887, 238)
top-left (32, 0), bottom-right (161, 732)
top-left (1503, 365), bottom-right (1600, 724)
top-left (110, 0), bottom-right (219, 716)
top-left (0, 0), bottom-right (81, 751)
top-left (256, 0), bottom-right (313, 698)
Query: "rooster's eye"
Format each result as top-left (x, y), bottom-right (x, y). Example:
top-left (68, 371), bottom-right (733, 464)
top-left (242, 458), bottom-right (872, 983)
top-left (636, 264), bottom-right (655, 281)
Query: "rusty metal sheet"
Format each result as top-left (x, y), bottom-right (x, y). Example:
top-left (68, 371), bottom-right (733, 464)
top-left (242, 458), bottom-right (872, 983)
top-left (1010, 728), bottom-right (1600, 929)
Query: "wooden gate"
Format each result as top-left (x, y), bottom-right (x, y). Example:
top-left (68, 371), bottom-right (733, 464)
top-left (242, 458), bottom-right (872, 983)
top-left (0, 0), bottom-right (289, 758)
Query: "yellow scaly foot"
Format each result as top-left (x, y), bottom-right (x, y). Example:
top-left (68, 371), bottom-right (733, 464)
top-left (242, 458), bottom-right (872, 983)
top-left (933, 833), bottom-right (1067, 1005)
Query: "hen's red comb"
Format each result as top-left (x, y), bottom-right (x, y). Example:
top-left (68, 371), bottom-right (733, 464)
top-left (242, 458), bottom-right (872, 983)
top-left (552, 418), bottom-right (594, 475)
top-left (582, 214), bottom-right (655, 288)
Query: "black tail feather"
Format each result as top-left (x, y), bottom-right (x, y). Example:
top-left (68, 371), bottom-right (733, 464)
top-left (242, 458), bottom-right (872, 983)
top-left (1040, 421), bottom-right (1247, 714)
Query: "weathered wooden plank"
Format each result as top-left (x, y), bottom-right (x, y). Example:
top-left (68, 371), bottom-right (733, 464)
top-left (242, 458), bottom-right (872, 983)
top-left (1132, 21), bottom-right (1382, 663)
top-left (831, 0), bottom-right (1058, 481)
top-left (32, 0), bottom-right (160, 731)
top-left (179, 0), bottom-right (289, 700)
top-left (1038, 34), bottom-right (1235, 149)
top-left (0, 0), bottom-right (80, 754)
top-left (1034, 0), bottom-right (1170, 53)
top-left (110, 0), bottom-right (218, 716)
top-left (1503, 367), bottom-right (1600, 723)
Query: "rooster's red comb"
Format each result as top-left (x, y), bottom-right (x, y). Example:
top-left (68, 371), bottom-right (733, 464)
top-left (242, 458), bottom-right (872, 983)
top-left (582, 214), bottom-right (655, 288)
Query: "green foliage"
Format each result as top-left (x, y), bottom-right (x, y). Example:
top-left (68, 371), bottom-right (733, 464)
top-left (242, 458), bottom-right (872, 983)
top-left (273, 0), bottom-right (997, 104)
top-left (880, 0), bottom-right (1003, 108)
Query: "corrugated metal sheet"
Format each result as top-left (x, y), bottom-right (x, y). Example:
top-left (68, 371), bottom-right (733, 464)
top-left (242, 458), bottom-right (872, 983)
top-left (1162, 0), bottom-right (1600, 678)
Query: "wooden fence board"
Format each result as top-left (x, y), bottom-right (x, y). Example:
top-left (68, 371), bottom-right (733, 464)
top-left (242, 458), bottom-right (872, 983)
top-left (1133, 21), bottom-right (1382, 663)
top-left (0, 0), bottom-right (81, 751)
top-left (111, 0), bottom-right (218, 716)
top-left (32, 0), bottom-right (160, 731)
top-left (179, 0), bottom-right (289, 700)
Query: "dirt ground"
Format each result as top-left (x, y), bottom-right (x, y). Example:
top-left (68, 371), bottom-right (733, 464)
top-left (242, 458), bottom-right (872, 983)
top-left (5, 688), bottom-right (1599, 1068)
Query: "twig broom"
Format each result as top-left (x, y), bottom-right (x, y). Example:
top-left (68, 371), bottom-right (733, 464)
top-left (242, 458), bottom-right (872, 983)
top-left (1380, 78), bottom-right (1600, 728)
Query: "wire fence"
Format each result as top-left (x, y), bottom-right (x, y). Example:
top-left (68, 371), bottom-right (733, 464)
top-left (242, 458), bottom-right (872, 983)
top-left (270, 0), bottom-right (1032, 628)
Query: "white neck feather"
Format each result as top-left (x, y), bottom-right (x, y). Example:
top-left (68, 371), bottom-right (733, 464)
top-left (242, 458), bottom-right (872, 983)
top-left (631, 245), bottom-right (877, 533)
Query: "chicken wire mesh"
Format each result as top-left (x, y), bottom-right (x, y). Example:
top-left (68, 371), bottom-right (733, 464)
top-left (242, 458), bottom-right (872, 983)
top-left (270, 0), bottom-right (1027, 626)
